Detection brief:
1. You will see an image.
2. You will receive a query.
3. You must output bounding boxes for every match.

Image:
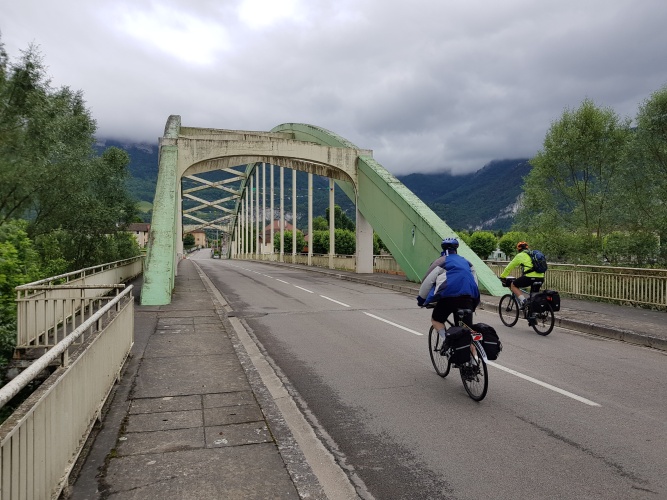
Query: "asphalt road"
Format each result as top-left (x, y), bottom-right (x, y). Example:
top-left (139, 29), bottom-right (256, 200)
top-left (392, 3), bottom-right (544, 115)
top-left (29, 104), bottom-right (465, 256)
top-left (192, 252), bottom-right (667, 500)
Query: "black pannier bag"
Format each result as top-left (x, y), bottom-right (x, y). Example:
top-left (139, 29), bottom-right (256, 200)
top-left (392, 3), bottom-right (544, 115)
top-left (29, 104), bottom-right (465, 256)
top-left (472, 323), bottom-right (502, 360)
top-left (530, 292), bottom-right (549, 313)
top-left (544, 289), bottom-right (561, 312)
top-left (444, 326), bottom-right (471, 365)
top-left (531, 290), bottom-right (561, 313)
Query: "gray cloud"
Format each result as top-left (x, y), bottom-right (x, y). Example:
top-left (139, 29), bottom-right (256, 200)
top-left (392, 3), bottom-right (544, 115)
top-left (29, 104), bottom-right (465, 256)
top-left (2, 0), bottom-right (666, 175)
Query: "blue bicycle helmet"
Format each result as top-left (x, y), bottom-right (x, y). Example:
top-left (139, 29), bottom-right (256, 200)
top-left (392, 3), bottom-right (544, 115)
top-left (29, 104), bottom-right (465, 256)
top-left (441, 237), bottom-right (459, 252)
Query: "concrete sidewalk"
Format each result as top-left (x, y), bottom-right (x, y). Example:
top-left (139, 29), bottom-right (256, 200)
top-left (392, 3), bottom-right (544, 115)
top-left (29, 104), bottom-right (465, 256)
top-left (69, 259), bottom-right (327, 499)
top-left (69, 258), bottom-right (667, 499)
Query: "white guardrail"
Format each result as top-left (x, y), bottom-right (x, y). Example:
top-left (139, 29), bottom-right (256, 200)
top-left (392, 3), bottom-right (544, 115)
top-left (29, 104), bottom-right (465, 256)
top-left (14, 257), bottom-right (143, 349)
top-left (0, 286), bottom-right (134, 500)
top-left (241, 253), bottom-right (667, 309)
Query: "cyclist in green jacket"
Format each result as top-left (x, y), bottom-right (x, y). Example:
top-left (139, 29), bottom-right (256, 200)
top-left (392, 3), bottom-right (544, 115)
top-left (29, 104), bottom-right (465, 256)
top-left (499, 241), bottom-right (544, 306)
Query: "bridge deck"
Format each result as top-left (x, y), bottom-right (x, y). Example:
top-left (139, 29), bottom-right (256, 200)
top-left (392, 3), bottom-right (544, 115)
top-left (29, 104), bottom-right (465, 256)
top-left (69, 258), bottom-right (667, 497)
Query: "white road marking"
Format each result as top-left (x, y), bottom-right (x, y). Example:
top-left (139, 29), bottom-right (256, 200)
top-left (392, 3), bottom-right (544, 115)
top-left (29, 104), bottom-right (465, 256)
top-left (294, 285), bottom-right (314, 293)
top-left (320, 295), bottom-right (351, 307)
top-left (363, 312), bottom-right (424, 336)
top-left (487, 361), bottom-right (601, 407)
top-left (276, 279), bottom-right (290, 284)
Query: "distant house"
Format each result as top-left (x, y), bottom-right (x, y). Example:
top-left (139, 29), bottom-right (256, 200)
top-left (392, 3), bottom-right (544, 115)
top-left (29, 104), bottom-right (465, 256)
top-left (128, 223), bottom-right (150, 248)
top-left (261, 220), bottom-right (297, 253)
top-left (185, 229), bottom-right (207, 248)
top-left (489, 248), bottom-right (508, 260)
top-left (262, 220), bottom-right (296, 243)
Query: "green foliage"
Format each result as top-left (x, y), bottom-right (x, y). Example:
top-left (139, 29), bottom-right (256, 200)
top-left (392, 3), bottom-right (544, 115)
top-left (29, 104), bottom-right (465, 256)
top-left (183, 233), bottom-right (195, 248)
top-left (310, 230), bottom-right (329, 253)
top-left (603, 231), bottom-right (659, 266)
top-left (467, 231), bottom-right (497, 259)
top-left (0, 40), bottom-right (142, 367)
top-left (304, 229), bottom-right (357, 255)
top-left (326, 205), bottom-right (355, 231)
top-left (312, 216), bottom-right (328, 231)
top-left (0, 220), bottom-right (42, 365)
top-left (0, 45), bottom-right (97, 230)
top-left (273, 230), bottom-right (306, 253)
top-left (518, 98), bottom-right (632, 263)
top-left (456, 231), bottom-right (471, 245)
top-left (620, 85), bottom-right (667, 250)
top-left (498, 231), bottom-right (529, 257)
top-left (333, 229), bottom-right (355, 255)
top-left (373, 232), bottom-right (386, 254)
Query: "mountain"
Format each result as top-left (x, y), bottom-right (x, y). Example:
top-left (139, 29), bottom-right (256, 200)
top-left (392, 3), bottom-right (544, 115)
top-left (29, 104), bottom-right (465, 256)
top-left (398, 159), bottom-right (531, 231)
top-left (95, 138), bottom-right (530, 231)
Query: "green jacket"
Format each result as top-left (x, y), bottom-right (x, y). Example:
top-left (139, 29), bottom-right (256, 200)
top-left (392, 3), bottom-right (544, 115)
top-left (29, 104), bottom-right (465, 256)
top-left (500, 250), bottom-right (545, 278)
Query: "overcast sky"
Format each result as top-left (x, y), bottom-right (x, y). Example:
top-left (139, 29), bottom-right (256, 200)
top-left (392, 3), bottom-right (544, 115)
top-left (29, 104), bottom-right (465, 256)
top-left (2, 0), bottom-right (666, 175)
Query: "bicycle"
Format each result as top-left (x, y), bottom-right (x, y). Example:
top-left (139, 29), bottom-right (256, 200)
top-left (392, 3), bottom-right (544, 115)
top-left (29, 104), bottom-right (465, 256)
top-left (498, 277), bottom-right (555, 335)
top-left (427, 308), bottom-right (489, 401)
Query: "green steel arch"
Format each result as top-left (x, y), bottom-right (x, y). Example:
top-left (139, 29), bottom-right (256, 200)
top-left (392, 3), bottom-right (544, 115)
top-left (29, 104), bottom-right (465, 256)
top-left (141, 117), bottom-right (505, 305)
top-left (271, 123), bottom-right (505, 296)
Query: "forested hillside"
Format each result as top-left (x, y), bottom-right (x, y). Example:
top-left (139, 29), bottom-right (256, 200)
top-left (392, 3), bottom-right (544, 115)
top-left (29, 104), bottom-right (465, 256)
top-left (108, 139), bottom-right (529, 231)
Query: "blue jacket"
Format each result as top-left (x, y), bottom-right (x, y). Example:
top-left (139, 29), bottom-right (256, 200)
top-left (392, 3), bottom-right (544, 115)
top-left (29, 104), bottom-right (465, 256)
top-left (417, 253), bottom-right (480, 306)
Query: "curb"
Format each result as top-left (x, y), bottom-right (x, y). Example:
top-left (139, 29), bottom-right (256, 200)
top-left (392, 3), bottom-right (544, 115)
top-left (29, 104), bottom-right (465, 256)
top-left (246, 260), bottom-right (667, 353)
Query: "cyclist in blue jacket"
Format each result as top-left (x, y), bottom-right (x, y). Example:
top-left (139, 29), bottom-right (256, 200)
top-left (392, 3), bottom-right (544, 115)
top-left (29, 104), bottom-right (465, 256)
top-left (417, 238), bottom-right (480, 341)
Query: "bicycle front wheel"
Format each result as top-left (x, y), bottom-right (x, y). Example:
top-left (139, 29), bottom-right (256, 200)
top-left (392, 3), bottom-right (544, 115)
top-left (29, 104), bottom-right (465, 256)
top-left (498, 294), bottom-right (519, 327)
top-left (460, 345), bottom-right (488, 401)
top-left (428, 326), bottom-right (451, 377)
top-left (532, 303), bottom-right (555, 336)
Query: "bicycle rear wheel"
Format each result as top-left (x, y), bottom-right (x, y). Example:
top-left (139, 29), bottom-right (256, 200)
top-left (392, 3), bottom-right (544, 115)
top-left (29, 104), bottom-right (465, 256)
top-left (498, 294), bottom-right (519, 327)
top-left (428, 326), bottom-right (451, 377)
top-left (532, 303), bottom-right (555, 336)
top-left (460, 345), bottom-right (488, 401)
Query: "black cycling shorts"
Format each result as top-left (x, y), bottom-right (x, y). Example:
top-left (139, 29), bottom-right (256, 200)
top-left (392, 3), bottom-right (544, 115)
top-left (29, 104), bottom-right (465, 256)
top-left (432, 295), bottom-right (475, 326)
top-left (513, 275), bottom-right (542, 290)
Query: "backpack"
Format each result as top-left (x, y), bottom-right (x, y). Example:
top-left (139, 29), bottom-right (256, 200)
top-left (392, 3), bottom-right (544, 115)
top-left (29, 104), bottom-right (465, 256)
top-left (526, 250), bottom-right (548, 274)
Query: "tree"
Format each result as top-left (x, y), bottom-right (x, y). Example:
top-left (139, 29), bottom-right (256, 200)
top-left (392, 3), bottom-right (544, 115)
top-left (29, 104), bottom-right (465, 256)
top-left (325, 205), bottom-right (355, 231)
top-left (311, 230), bottom-right (329, 253)
top-left (0, 45), bottom-right (98, 232)
top-left (334, 229), bottom-right (355, 255)
top-left (51, 147), bottom-right (139, 269)
top-left (467, 231), bottom-right (497, 259)
top-left (498, 231), bottom-right (529, 258)
top-left (518, 99), bottom-right (632, 262)
top-left (621, 85), bottom-right (667, 263)
top-left (273, 230), bottom-right (305, 253)
top-left (603, 231), bottom-right (659, 266)
top-left (312, 216), bottom-right (328, 231)
top-left (0, 220), bottom-right (42, 366)
top-left (0, 41), bottom-right (140, 270)
top-left (456, 231), bottom-right (471, 245)
top-left (183, 233), bottom-right (195, 248)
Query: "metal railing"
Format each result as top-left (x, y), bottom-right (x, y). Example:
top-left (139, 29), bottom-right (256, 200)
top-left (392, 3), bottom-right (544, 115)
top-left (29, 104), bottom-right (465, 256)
top-left (484, 261), bottom-right (667, 309)
top-left (253, 253), bottom-right (358, 271)
top-left (15, 257), bottom-right (143, 349)
top-left (0, 286), bottom-right (134, 500)
top-left (239, 252), bottom-right (667, 309)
